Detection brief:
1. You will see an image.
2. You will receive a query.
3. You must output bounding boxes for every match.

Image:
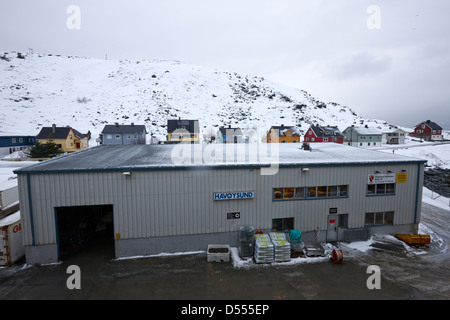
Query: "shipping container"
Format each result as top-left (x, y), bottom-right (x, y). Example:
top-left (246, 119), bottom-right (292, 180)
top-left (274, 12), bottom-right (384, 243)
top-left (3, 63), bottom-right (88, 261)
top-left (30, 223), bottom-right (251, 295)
top-left (0, 211), bottom-right (25, 266)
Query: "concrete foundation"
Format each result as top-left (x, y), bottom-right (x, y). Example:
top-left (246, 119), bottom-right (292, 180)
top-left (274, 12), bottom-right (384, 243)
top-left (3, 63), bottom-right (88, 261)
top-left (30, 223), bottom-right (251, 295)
top-left (25, 244), bottom-right (58, 265)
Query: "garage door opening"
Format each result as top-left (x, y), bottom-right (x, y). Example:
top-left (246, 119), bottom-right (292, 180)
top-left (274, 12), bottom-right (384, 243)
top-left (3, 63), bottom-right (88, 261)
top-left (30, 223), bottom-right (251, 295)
top-left (55, 205), bottom-right (114, 260)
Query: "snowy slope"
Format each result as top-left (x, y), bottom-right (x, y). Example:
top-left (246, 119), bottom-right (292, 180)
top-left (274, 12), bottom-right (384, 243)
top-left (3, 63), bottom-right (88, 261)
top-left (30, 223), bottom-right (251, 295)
top-left (378, 142), bottom-right (450, 169)
top-left (0, 51), bottom-right (400, 143)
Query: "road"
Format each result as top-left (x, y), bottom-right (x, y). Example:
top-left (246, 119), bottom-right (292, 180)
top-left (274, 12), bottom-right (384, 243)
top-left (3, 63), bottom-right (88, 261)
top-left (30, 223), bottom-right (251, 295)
top-left (375, 141), bottom-right (450, 151)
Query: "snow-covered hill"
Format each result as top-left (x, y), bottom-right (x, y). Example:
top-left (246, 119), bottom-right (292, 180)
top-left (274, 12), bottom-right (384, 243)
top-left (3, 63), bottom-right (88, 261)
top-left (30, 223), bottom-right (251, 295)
top-left (0, 51), bottom-right (401, 143)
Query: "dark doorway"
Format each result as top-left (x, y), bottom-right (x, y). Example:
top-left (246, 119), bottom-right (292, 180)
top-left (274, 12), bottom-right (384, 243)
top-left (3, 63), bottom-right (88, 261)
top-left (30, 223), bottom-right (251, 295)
top-left (55, 205), bottom-right (114, 260)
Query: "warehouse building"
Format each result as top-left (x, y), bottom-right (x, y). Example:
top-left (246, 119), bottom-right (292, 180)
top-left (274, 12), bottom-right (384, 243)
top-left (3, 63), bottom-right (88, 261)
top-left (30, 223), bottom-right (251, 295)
top-left (14, 143), bottom-right (426, 265)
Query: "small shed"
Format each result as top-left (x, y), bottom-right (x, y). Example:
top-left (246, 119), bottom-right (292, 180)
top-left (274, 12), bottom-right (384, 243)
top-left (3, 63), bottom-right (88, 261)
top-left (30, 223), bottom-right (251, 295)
top-left (0, 179), bottom-right (19, 219)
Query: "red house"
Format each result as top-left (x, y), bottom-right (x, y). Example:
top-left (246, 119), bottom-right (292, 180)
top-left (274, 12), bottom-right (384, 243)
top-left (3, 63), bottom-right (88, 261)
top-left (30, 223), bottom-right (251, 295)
top-left (304, 125), bottom-right (344, 143)
top-left (410, 120), bottom-right (443, 141)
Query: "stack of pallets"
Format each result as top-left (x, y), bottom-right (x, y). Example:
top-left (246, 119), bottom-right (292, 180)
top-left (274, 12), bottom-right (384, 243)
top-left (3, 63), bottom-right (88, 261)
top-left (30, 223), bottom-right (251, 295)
top-left (269, 232), bottom-right (291, 262)
top-left (253, 233), bottom-right (292, 263)
top-left (254, 234), bottom-right (274, 264)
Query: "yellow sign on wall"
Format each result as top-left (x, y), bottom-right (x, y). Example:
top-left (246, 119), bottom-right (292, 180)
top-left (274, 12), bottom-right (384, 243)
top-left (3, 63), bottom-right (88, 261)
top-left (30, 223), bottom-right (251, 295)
top-left (396, 173), bottom-right (408, 183)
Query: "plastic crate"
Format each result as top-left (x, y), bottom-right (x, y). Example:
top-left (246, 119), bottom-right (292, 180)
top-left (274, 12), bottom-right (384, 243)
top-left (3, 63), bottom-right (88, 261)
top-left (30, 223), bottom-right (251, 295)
top-left (207, 244), bottom-right (230, 262)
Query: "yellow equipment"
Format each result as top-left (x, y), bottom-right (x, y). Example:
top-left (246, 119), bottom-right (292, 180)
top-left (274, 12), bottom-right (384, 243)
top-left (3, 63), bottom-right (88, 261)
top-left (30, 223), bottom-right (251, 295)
top-left (395, 234), bottom-right (431, 248)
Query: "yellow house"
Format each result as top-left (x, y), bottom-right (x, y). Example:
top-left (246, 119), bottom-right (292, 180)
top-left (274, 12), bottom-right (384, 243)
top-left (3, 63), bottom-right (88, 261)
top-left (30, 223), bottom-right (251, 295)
top-left (167, 119), bottom-right (200, 144)
top-left (266, 125), bottom-right (300, 143)
top-left (36, 124), bottom-right (90, 153)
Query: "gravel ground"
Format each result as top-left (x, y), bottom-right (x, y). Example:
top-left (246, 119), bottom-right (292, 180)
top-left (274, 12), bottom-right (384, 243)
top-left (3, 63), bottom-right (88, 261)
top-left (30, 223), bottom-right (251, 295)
top-left (0, 203), bottom-right (448, 304)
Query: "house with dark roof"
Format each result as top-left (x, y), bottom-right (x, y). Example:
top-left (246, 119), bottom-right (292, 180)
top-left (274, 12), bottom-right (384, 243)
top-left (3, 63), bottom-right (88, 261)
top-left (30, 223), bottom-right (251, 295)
top-left (167, 119), bottom-right (200, 144)
top-left (266, 125), bottom-right (300, 143)
top-left (217, 125), bottom-right (244, 143)
top-left (304, 125), bottom-right (344, 144)
top-left (410, 120), bottom-right (443, 141)
top-left (36, 124), bottom-right (90, 152)
top-left (101, 123), bottom-right (147, 145)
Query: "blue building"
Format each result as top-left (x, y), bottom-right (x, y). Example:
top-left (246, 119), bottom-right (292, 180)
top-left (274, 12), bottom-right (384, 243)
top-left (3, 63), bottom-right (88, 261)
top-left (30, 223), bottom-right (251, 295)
top-left (0, 135), bottom-right (36, 157)
top-left (100, 124), bottom-right (147, 145)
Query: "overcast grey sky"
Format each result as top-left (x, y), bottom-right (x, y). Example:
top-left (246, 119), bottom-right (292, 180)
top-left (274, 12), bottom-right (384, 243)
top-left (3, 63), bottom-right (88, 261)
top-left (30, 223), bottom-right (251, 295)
top-left (1, 0), bottom-right (449, 128)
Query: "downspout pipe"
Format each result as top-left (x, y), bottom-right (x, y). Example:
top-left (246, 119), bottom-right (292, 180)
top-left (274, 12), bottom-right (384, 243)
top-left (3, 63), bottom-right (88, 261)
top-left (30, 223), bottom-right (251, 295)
top-left (26, 174), bottom-right (36, 246)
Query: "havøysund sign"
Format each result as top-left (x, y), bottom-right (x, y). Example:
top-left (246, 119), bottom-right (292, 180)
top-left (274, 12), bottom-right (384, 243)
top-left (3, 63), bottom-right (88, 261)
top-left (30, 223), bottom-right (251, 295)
top-left (213, 191), bottom-right (254, 201)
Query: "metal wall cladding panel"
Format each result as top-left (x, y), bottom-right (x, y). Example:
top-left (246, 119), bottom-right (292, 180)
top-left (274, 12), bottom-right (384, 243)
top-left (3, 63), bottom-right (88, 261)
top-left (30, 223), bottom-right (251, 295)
top-left (17, 161), bottom-right (423, 246)
top-left (29, 174), bottom-right (52, 245)
top-left (360, 163), bottom-right (422, 225)
top-left (260, 166), bottom-right (355, 231)
top-left (17, 174), bottom-right (31, 245)
top-left (258, 163), bottom-right (423, 231)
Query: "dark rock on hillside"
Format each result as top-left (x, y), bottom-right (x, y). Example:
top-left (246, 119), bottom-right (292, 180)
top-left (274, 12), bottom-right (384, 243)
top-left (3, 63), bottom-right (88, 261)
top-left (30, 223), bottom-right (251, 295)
top-left (424, 167), bottom-right (450, 198)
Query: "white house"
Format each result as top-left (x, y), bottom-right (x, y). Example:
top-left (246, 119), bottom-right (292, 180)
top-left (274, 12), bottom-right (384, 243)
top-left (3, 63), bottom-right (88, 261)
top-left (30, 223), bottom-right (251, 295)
top-left (382, 128), bottom-right (408, 145)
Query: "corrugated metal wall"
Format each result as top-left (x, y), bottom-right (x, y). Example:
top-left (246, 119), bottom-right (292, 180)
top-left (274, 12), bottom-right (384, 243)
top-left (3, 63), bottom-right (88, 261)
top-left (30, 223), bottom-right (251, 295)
top-left (17, 162), bottom-right (423, 247)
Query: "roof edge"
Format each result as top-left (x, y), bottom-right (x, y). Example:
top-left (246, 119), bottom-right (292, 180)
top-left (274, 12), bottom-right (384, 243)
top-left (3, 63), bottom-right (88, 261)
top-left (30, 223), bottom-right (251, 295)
top-left (14, 159), bottom-right (427, 175)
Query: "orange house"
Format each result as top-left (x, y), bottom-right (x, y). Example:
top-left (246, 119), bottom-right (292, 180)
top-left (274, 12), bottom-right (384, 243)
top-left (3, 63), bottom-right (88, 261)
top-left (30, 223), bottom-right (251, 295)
top-left (266, 125), bottom-right (300, 143)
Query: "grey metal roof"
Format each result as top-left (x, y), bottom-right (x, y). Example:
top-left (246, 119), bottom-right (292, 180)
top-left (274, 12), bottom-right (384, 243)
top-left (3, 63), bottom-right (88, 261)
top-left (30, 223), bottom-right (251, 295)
top-left (14, 143), bottom-right (426, 174)
top-left (343, 126), bottom-right (382, 135)
top-left (101, 124), bottom-right (147, 134)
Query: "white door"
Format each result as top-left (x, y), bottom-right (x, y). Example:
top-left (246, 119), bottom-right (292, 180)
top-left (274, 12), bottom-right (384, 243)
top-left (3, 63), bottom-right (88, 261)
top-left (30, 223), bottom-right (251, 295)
top-left (327, 214), bottom-right (338, 242)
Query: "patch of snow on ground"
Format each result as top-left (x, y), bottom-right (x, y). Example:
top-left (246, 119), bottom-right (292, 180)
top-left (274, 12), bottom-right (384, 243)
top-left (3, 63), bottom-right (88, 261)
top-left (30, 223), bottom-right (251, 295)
top-left (422, 187), bottom-right (450, 211)
top-left (230, 246), bottom-right (330, 269)
top-left (341, 237), bottom-right (376, 253)
top-left (114, 250), bottom-right (205, 261)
